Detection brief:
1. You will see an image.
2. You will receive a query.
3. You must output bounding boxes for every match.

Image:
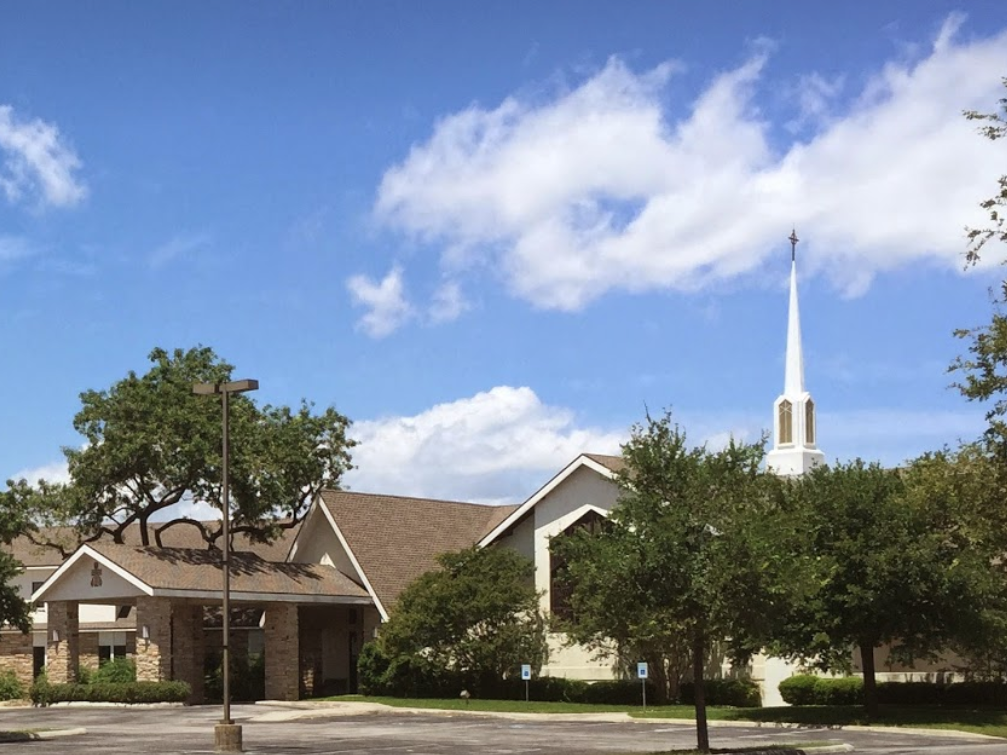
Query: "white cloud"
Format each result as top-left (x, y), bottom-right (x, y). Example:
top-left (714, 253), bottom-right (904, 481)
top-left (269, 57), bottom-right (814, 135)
top-left (0, 105), bottom-right (86, 208)
top-left (9, 460), bottom-right (70, 486)
top-left (376, 18), bottom-right (1005, 309)
top-left (346, 265), bottom-right (414, 338)
top-left (428, 280), bottom-right (469, 323)
top-left (346, 385), bottom-right (624, 504)
top-left (148, 232), bottom-right (211, 269)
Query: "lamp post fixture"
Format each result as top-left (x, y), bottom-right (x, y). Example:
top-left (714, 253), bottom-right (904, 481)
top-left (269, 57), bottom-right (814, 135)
top-left (193, 378), bottom-right (259, 753)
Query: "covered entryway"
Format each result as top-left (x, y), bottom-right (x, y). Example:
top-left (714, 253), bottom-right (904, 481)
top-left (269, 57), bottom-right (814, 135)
top-left (31, 542), bottom-right (374, 702)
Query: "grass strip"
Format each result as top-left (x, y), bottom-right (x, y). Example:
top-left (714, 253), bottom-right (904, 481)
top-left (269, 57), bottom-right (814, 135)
top-left (321, 695), bottom-right (1007, 738)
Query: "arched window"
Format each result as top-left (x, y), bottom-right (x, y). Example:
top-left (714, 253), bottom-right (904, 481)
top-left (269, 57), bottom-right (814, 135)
top-left (550, 510), bottom-right (609, 621)
top-left (778, 399), bottom-right (793, 445)
top-left (805, 398), bottom-right (816, 446)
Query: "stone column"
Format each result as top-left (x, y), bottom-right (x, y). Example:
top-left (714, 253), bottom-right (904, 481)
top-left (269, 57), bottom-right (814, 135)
top-left (171, 603), bottom-right (205, 703)
top-left (135, 596), bottom-right (172, 682)
top-left (1, 629), bottom-right (36, 689)
top-left (46, 601), bottom-right (80, 684)
top-left (264, 603), bottom-right (299, 701)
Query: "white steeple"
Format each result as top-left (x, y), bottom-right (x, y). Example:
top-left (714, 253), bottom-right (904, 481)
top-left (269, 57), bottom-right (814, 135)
top-left (766, 230), bottom-right (825, 477)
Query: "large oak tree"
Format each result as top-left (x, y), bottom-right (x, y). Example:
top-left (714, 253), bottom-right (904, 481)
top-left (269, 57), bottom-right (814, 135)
top-left (3, 346), bottom-right (355, 553)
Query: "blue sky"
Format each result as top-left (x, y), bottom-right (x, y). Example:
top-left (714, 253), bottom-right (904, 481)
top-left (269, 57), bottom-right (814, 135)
top-left (1, 1), bottom-right (1005, 507)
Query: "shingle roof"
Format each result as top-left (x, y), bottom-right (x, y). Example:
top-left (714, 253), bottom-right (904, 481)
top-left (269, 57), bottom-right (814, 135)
top-left (84, 542), bottom-right (368, 601)
top-left (319, 490), bottom-right (518, 612)
top-left (584, 453), bottom-right (625, 474)
top-left (9, 521), bottom-right (299, 568)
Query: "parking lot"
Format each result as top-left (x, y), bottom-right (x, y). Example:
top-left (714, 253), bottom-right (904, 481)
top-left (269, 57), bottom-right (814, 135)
top-left (2, 702), bottom-right (1007, 754)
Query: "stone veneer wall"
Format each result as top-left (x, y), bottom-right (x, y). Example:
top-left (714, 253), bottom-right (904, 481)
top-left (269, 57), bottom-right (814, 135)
top-left (78, 632), bottom-right (100, 672)
top-left (46, 601), bottom-right (79, 684)
top-left (0, 630), bottom-right (34, 689)
top-left (135, 596), bottom-right (172, 682)
top-left (264, 603), bottom-right (299, 701)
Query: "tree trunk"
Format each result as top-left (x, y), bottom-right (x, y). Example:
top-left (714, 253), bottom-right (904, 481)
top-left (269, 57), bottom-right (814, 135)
top-left (693, 633), bottom-right (710, 753)
top-left (860, 640), bottom-right (878, 718)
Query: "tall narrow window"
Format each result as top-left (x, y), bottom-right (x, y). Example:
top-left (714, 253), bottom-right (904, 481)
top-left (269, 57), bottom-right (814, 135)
top-left (550, 510), bottom-right (609, 621)
top-left (778, 399), bottom-right (793, 445)
top-left (805, 398), bottom-right (816, 445)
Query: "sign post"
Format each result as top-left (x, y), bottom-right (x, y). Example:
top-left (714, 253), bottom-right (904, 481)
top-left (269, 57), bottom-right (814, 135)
top-left (637, 662), bottom-right (648, 708)
top-left (521, 664), bottom-right (532, 702)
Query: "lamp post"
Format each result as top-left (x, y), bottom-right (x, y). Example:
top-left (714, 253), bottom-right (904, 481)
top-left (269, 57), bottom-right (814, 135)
top-left (193, 379), bottom-right (259, 753)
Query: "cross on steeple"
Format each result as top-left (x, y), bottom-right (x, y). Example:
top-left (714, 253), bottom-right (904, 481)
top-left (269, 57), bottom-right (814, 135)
top-left (789, 228), bottom-right (799, 262)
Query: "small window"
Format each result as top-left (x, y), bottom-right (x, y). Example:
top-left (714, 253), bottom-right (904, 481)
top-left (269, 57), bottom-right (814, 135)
top-left (805, 399), bottom-right (816, 446)
top-left (778, 400), bottom-right (793, 445)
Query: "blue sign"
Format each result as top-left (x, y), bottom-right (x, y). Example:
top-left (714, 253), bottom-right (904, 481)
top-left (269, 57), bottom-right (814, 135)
top-left (521, 664), bottom-right (532, 681)
top-left (637, 662), bottom-right (648, 679)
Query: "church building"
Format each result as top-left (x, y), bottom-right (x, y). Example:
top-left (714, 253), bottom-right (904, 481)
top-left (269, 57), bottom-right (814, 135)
top-left (1, 231), bottom-right (923, 705)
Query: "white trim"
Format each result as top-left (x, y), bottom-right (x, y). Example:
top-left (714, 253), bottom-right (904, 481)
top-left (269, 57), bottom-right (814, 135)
top-left (31, 545), bottom-right (154, 603)
top-left (478, 455), bottom-right (618, 548)
top-left (317, 497), bottom-right (390, 621)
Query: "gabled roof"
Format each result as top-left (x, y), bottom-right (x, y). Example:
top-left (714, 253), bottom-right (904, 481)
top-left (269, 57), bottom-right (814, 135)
top-left (32, 542), bottom-right (369, 605)
top-left (479, 453), bottom-right (622, 547)
top-left (318, 490), bottom-right (518, 617)
top-left (8, 522), bottom-right (299, 567)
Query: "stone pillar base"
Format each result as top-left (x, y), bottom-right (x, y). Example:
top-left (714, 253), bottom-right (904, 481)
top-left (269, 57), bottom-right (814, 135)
top-left (214, 723), bottom-right (243, 752)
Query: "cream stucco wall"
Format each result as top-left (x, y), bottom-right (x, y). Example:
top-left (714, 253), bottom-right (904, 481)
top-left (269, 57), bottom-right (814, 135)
top-left (525, 463), bottom-right (621, 680)
top-left (288, 505), bottom-right (361, 584)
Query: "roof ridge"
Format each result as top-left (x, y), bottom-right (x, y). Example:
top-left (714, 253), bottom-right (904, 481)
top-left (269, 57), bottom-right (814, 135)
top-left (324, 488), bottom-right (507, 509)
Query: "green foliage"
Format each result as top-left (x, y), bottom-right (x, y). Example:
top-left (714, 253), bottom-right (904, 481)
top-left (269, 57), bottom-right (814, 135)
top-left (780, 676), bottom-right (1007, 708)
top-left (205, 652), bottom-right (265, 702)
top-left (963, 77), bottom-right (1007, 265)
top-left (93, 658), bottom-right (136, 684)
top-left (377, 546), bottom-right (547, 688)
top-left (778, 674), bottom-right (819, 705)
top-left (29, 670), bottom-right (51, 707)
top-left (954, 78), bottom-right (1007, 451)
top-left (0, 668), bottom-right (25, 700)
top-left (0, 346), bottom-right (355, 550)
top-left (30, 680), bottom-right (190, 705)
top-left (769, 457), bottom-right (986, 715)
top-left (680, 679), bottom-right (762, 708)
top-left (552, 411), bottom-right (796, 749)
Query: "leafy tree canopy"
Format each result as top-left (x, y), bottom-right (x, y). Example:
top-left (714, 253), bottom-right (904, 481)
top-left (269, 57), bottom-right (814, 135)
top-left (553, 412), bottom-right (800, 752)
top-left (952, 77), bottom-right (1007, 450)
top-left (377, 545), bottom-right (547, 684)
top-left (772, 455), bottom-right (1007, 716)
top-left (2, 346), bottom-right (354, 553)
top-left (0, 500), bottom-right (31, 633)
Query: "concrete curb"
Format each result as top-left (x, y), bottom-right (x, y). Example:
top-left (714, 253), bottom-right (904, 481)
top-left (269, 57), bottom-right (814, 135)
top-left (255, 700), bottom-right (1001, 741)
top-left (0, 726), bottom-right (87, 741)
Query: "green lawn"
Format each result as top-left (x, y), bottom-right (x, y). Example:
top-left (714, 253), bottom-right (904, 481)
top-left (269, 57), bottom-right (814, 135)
top-left (321, 695), bottom-right (1007, 738)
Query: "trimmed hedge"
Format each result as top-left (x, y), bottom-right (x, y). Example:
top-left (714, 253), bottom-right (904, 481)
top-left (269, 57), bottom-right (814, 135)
top-left (681, 679), bottom-right (762, 708)
top-left (357, 642), bottom-right (760, 706)
top-left (30, 680), bottom-right (190, 707)
top-left (778, 674), bottom-right (818, 705)
top-left (779, 675), bottom-right (1007, 708)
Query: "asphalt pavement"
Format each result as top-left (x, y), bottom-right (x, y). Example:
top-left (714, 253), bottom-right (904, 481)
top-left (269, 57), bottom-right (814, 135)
top-left (1, 702), bottom-right (1006, 754)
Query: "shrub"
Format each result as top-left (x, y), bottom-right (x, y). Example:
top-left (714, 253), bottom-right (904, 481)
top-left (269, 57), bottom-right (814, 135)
top-left (778, 674), bottom-right (819, 705)
top-left (30, 680), bottom-right (190, 706)
top-left (93, 658), bottom-right (136, 684)
top-left (581, 679), bottom-right (655, 705)
top-left (205, 652), bottom-right (265, 702)
top-left (812, 676), bottom-right (863, 705)
top-left (0, 668), bottom-right (24, 701)
top-left (681, 679), bottom-right (761, 707)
